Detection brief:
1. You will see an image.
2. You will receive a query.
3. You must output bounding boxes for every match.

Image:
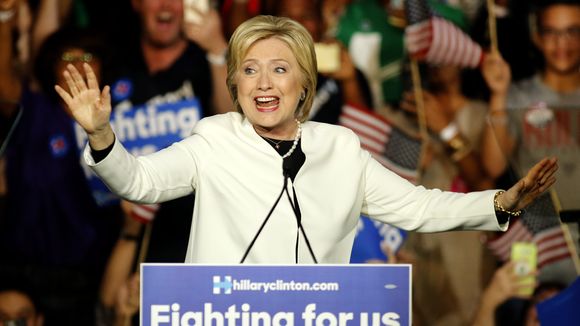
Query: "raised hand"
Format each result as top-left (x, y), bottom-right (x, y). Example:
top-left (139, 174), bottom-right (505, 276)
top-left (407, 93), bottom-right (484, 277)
top-left (483, 261), bottom-right (535, 308)
top-left (183, 8), bottom-right (227, 56)
top-left (54, 63), bottom-right (114, 149)
top-left (498, 157), bottom-right (558, 212)
top-left (481, 51), bottom-right (511, 97)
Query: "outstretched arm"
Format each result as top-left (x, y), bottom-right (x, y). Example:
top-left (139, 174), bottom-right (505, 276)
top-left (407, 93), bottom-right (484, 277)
top-left (54, 62), bottom-right (115, 150)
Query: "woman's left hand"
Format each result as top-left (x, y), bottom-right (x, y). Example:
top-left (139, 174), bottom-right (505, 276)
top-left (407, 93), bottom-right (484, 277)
top-left (497, 157), bottom-right (558, 212)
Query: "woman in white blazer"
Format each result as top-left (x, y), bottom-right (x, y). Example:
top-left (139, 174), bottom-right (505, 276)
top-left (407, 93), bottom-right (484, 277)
top-left (55, 15), bottom-right (558, 264)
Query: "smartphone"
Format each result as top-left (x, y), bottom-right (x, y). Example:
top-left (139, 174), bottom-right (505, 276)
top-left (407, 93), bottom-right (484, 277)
top-left (511, 242), bottom-right (538, 296)
top-left (314, 43), bottom-right (341, 73)
top-left (184, 0), bottom-right (209, 25)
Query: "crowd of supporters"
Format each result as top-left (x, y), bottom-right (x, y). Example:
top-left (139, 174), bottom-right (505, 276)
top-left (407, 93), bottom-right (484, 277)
top-left (1, 0), bottom-right (579, 325)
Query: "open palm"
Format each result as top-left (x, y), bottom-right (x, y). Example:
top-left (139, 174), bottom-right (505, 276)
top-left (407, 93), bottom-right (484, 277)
top-left (501, 157), bottom-right (558, 212)
top-left (54, 63), bottom-right (111, 135)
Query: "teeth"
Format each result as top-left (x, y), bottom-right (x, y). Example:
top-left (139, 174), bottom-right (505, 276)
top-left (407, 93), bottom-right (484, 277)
top-left (256, 97), bottom-right (276, 103)
top-left (158, 12), bottom-right (172, 21)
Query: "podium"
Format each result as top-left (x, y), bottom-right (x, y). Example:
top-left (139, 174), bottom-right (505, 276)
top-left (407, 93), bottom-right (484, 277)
top-left (141, 264), bottom-right (411, 326)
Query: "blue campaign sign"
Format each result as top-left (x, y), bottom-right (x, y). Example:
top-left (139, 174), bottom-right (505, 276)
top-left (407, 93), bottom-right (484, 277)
top-left (73, 98), bottom-right (202, 206)
top-left (351, 215), bottom-right (407, 263)
top-left (141, 264), bottom-right (411, 326)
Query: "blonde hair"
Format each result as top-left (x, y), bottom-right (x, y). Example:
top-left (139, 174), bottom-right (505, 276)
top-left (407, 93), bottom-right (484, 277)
top-left (226, 15), bottom-right (317, 122)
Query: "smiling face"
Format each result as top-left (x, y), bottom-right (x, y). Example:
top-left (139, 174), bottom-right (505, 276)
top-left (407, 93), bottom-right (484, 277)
top-left (133, 0), bottom-right (184, 48)
top-left (536, 4), bottom-right (580, 75)
top-left (236, 37), bottom-right (305, 139)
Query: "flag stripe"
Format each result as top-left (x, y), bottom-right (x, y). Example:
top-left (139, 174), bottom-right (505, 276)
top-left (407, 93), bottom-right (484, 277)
top-left (538, 245), bottom-right (571, 267)
top-left (535, 227), bottom-right (566, 244)
top-left (488, 220), bottom-right (528, 250)
top-left (132, 203), bottom-right (160, 222)
top-left (406, 10), bottom-right (483, 68)
top-left (339, 115), bottom-right (389, 145)
top-left (341, 105), bottom-right (391, 134)
top-left (538, 251), bottom-right (572, 269)
top-left (488, 221), bottom-right (534, 260)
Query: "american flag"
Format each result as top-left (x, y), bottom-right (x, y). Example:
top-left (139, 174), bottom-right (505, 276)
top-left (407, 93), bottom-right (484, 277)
top-left (487, 194), bottom-right (571, 270)
top-left (339, 104), bottom-right (421, 184)
top-left (404, 0), bottom-right (483, 68)
top-left (131, 203), bottom-right (160, 224)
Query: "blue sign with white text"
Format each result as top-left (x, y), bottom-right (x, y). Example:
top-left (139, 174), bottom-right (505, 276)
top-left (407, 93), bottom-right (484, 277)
top-left (141, 264), bottom-right (411, 326)
top-left (351, 215), bottom-right (407, 263)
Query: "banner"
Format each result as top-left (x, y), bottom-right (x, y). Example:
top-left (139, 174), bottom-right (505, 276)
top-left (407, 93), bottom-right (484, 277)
top-left (73, 99), bottom-right (202, 206)
top-left (141, 264), bottom-right (411, 326)
top-left (351, 215), bottom-right (407, 263)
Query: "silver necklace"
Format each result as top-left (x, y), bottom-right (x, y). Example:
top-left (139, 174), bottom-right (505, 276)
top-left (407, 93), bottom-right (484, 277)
top-left (264, 137), bottom-right (285, 149)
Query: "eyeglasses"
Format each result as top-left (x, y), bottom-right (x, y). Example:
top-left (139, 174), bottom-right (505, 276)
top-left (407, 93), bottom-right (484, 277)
top-left (61, 52), bottom-right (94, 63)
top-left (539, 26), bottom-right (580, 42)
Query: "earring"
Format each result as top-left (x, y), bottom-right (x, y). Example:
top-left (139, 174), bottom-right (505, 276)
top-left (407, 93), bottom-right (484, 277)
top-left (300, 91), bottom-right (306, 101)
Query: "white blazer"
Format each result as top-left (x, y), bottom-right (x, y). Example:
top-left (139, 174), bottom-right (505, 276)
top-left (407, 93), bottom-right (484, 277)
top-left (85, 112), bottom-right (506, 263)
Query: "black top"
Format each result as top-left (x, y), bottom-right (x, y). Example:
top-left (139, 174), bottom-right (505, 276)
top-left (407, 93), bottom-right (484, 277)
top-left (261, 137), bottom-right (305, 181)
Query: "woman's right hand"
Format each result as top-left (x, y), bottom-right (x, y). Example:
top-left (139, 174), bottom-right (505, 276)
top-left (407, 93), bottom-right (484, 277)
top-left (55, 63), bottom-right (114, 148)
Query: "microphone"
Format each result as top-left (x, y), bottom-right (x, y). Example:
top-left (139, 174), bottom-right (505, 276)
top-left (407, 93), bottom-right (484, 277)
top-left (282, 159), bottom-right (291, 178)
top-left (239, 175), bottom-right (288, 264)
top-left (282, 158), bottom-right (318, 263)
top-left (284, 179), bottom-right (318, 264)
top-left (240, 150), bottom-right (317, 264)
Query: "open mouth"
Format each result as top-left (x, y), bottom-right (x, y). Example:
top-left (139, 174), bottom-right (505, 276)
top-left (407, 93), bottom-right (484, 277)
top-left (255, 96), bottom-right (280, 112)
top-left (156, 11), bottom-right (174, 28)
